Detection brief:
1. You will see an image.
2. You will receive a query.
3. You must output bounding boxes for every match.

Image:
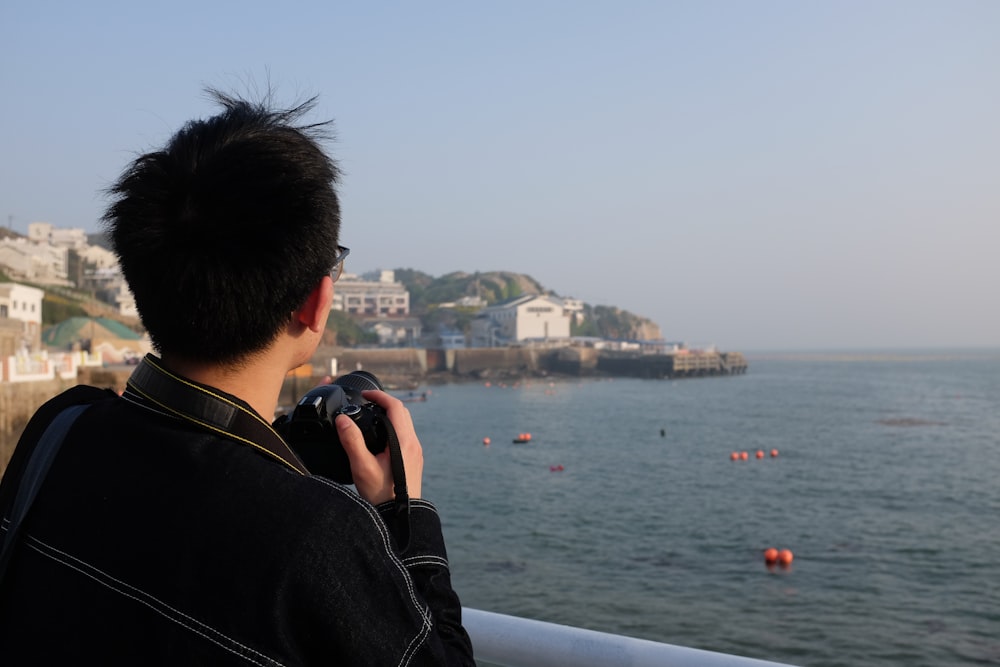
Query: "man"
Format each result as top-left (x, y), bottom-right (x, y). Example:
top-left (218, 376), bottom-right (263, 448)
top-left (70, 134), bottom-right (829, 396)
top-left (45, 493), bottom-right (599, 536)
top-left (0, 90), bottom-right (475, 665)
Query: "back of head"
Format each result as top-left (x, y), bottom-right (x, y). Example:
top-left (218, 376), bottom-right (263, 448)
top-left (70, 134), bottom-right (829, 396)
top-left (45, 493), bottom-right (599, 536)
top-left (102, 89), bottom-right (341, 364)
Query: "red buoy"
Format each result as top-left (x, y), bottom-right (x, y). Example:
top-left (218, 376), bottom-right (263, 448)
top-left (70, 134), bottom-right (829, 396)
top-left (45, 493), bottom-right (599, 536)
top-left (764, 548), bottom-right (779, 564)
top-left (778, 549), bottom-right (794, 566)
top-left (770, 448), bottom-right (779, 458)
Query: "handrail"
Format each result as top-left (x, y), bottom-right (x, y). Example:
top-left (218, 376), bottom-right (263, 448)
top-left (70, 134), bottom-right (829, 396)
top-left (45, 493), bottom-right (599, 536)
top-left (462, 608), bottom-right (798, 667)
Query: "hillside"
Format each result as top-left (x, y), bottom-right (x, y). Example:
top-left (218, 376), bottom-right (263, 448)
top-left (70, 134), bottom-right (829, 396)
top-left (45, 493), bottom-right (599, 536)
top-left (392, 268), bottom-right (663, 341)
top-left (394, 269), bottom-right (544, 307)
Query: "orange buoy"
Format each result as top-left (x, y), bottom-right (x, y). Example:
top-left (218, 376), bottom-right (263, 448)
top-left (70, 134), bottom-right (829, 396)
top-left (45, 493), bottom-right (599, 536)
top-left (770, 449), bottom-right (779, 458)
top-left (764, 548), bottom-right (779, 564)
top-left (778, 549), bottom-right (794, 566)
top-left (483, 437), bottom-right (491, 446)
top-left (730, 452), bottom-right (739, 461)
top-left (740, 451), bottom-right (749, 461)
top-left (755, 450), bottom-right (765, 459)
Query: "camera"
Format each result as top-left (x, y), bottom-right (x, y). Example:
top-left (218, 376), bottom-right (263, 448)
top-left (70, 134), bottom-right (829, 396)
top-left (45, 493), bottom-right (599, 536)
top-left (273, 370), bottom-right (390, 484)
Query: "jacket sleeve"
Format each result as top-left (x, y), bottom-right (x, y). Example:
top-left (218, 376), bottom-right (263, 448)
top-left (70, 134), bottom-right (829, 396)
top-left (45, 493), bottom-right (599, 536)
top-left (377, 499), bottom-right (474, 665)
top-left (283, 480), bottom-right (474, 666)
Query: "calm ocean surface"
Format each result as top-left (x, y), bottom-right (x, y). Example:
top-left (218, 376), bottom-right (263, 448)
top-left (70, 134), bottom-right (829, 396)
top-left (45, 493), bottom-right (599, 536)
top-left (407, 350), bottom-right (1000, 667)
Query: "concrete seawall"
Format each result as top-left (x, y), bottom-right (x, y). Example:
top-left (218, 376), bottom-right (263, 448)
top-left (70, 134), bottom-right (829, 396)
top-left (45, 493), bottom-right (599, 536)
top-left (310, 346), bottom-right (553, 388)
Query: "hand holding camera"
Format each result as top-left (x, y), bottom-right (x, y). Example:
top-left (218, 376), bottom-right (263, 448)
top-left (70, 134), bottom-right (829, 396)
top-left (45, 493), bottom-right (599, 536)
top-left (338, 391), bottom-right (423, 505)
top-left (273, 371), bottom-right (423, 506)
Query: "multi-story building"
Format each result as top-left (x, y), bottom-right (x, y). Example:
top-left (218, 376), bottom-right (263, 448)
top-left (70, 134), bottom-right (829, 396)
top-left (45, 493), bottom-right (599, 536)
top-left (332, 270), bottom-right (410, 316)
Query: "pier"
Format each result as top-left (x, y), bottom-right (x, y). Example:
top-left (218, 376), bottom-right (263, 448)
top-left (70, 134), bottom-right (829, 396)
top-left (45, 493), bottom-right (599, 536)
top-left (596, 350), bottom-right (748, 379)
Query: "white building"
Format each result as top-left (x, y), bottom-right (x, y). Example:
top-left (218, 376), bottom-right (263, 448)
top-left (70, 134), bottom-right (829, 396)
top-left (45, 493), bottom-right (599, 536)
top-left (0, 282), bottom-right (45, 350)
top-left (333, 270), bottom-right (410, 316)
top-left (470, 294), bottom-right (571, 347)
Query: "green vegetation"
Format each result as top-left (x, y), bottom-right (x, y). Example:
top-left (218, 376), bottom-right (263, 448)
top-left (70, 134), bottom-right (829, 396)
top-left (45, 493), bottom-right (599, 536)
top-left (501, 276), bottom-right (522, 301)
top-left (395, 270), bottom-right (544, 312)
top-left (325, 309), bottom-right (378, 346)
top-left (570, 314), bottom-right (600, 337)
top-left (42, 293), bottom-right (90, 325)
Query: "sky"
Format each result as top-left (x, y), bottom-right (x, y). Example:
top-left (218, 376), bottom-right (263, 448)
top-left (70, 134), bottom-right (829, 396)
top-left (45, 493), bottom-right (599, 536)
top-left (2, 1), bottom-right (998, 351)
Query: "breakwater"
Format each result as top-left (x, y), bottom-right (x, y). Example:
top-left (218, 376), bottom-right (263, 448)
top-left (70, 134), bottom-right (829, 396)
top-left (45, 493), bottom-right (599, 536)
top-left (310, 346), bottom-right (748, 388)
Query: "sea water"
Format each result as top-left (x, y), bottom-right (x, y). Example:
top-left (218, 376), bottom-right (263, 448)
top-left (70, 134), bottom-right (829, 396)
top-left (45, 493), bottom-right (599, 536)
top-left (408, 350), bottom-right (1000, 667)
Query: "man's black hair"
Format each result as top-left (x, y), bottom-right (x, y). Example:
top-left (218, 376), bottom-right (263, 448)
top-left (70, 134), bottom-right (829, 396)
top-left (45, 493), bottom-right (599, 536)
top-left (102, 89), bottom-right (341, 363)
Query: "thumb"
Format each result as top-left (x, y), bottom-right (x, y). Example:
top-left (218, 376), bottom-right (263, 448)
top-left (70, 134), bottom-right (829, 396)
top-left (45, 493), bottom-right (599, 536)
top-left (336, 413), bottom-right (393, 504)
top-left (336, 413), bottom-right (367, 458)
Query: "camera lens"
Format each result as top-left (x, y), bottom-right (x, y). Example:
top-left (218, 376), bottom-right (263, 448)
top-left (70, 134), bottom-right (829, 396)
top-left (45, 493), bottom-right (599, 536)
top-left (333, 370), bottom-right (384, 393)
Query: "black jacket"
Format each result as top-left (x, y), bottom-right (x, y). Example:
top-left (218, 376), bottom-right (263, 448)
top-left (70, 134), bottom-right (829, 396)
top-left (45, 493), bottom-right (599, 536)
top-left (0, 375), bottom-right (474, 666)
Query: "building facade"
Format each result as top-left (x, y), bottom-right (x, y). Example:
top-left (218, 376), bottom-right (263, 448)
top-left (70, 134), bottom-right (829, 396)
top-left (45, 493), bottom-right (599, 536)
top-left (0, 282), bottom-right (45, 351)
top-left (332, 270), bottom-right (410, 316)
top-left (470, 294), bottom-right (572, 347)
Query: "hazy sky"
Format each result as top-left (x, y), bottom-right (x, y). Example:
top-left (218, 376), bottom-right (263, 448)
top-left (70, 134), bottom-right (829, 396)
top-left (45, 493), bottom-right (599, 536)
top-left (2, 1), bottom-right (998, 351)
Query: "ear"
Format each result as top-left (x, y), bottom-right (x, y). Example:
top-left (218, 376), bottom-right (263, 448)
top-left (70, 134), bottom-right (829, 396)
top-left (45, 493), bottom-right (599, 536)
top-left (293, 276), bottom-right (334, 333)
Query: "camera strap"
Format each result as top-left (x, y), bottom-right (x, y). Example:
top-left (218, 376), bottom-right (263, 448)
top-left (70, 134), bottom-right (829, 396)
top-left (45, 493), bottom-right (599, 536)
top-left (128, 356), bottom-right (412, 549)
top-left (382, 418), bottom-right (411, 551)
top-left (0, 404), bottom-right (90, 585)
top-left (126, 356), bottom-right (310, 476)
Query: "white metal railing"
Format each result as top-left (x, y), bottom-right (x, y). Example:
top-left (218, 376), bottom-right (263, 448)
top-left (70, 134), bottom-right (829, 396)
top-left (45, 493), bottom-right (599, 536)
top-left (462, 608), bottom-right (798, 667)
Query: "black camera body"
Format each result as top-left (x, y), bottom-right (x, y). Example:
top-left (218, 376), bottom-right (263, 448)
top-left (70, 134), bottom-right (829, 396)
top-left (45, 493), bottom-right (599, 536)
top-left (273, 370), bottom-right (389, 484)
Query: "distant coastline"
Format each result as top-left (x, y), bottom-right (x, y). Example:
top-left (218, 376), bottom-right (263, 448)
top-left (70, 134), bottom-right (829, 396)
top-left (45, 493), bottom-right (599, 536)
top-left (743, 347), bottom-right (1000, 363)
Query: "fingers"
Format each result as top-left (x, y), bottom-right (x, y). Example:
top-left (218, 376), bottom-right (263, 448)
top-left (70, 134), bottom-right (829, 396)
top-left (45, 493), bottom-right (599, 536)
top-left (361, 391), bottom-right (423, 500)
top-left (334, 391), bottom-right (425, 503)
top-left (337, 413), bottom-right (394, 505)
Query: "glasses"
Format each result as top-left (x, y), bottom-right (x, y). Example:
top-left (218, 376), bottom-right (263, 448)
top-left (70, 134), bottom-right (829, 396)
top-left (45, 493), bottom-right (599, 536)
top-left (330, 245), bottom-right (350, 282)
